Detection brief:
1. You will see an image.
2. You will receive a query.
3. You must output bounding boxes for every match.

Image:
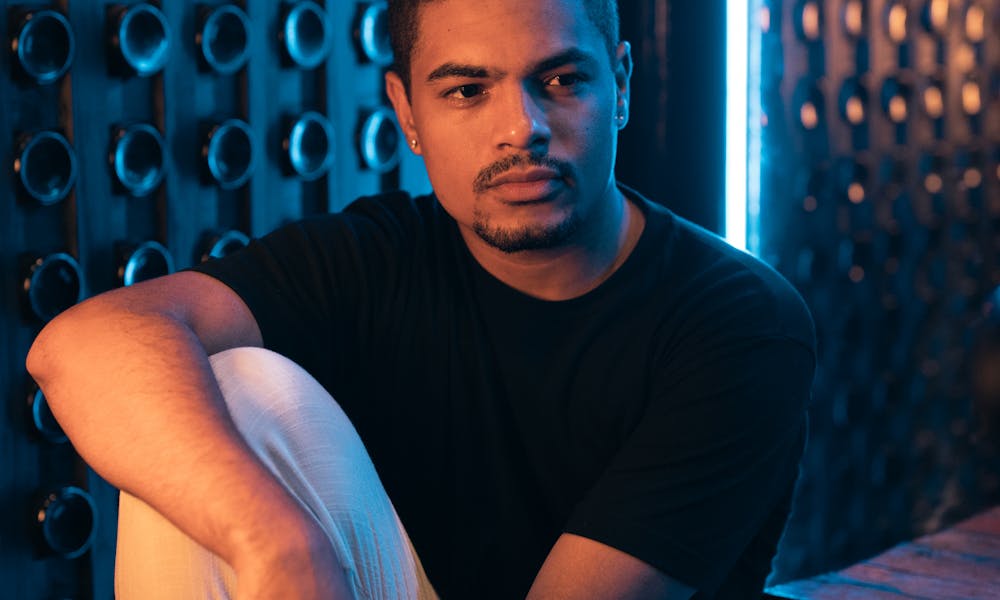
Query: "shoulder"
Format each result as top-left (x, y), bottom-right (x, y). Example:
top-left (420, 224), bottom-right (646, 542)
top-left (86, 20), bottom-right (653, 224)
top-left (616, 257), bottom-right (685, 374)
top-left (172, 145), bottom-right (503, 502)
top-left (262, 190), bottom-right (447, 253)
top-left (341, 189), bottom-right (438, 223)
top-left (636, 194), bottom-right (816, 355)
top-left (293, 189), bottom-right (439, 233)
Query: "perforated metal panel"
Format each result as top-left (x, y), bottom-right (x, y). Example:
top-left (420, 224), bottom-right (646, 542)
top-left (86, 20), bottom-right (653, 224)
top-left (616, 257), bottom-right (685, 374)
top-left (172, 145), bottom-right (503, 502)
top-left (755, 0), bottom-right (1000, 583)
top-left (0, 1), bottom-right (428, 597)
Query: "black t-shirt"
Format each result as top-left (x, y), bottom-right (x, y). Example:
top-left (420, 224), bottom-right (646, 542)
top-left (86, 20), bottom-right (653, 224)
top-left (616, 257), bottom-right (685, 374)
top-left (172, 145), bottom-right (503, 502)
top-left (191, 186), bottom-right (816, 599)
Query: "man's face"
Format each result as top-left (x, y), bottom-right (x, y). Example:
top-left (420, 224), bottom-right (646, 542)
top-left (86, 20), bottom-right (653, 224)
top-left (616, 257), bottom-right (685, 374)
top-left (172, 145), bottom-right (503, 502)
top-left (388, 0), bottom-right (629, 254)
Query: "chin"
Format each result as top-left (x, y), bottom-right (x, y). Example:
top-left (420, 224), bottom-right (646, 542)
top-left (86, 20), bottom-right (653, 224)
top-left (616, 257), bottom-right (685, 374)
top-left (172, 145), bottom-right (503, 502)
top-left (472, 214), bottom-right (581, 253)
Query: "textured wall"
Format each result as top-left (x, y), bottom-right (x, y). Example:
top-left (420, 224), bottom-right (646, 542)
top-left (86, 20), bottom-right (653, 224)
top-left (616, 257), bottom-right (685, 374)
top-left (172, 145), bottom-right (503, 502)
top-left (755, 0), bottom-right (1000, 583)
top-left (0, 1), bottom-right (427, 597)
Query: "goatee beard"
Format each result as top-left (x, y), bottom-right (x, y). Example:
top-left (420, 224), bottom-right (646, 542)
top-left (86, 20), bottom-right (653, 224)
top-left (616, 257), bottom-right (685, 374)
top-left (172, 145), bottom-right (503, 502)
top-left (471, 209), bottom-right (581, 253)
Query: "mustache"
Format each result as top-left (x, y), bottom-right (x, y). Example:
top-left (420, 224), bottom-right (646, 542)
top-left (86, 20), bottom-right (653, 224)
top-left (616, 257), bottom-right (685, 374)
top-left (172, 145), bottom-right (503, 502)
top-left (472, 154), bottom-right (570, 194)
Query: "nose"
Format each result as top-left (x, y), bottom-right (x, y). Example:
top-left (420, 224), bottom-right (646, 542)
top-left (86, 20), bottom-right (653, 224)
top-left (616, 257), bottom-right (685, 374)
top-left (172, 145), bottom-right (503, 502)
top-left (494, 83), bottom-right (551, 152)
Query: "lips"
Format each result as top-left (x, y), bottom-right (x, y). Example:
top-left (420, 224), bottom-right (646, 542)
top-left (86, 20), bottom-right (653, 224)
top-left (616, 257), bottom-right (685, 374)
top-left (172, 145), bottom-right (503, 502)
top-left (486, 168), bottom-right (563, 202)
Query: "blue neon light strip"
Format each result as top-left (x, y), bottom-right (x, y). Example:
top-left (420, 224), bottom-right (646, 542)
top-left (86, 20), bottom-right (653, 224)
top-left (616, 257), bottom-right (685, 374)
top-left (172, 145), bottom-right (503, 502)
top-left (746, 0), bottom-right (763, 256)
top-left (725, 0), bottom-right (749, 250)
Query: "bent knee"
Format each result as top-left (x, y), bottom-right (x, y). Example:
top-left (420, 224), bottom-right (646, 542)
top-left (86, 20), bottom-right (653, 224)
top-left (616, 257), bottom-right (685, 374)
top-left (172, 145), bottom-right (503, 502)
top-left (209, 347), bottom-right (333, 429)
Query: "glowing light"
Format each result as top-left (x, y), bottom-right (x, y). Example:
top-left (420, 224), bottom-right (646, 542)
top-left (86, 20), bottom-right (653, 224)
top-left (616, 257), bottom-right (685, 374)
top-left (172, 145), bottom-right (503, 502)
top-left (964, 169), bottom-right (982, 189)
top-left (801, 2), bottom-right (821, 40)
top-left (962, 81), bottom-right (982, 115)
top-left (923, 85), bottom-right (944, 119)
top-left (928, 0), bottom-right (949, 33)
top-left (804, 195), bottom-right (818, 212)
top-left (725, 0), bottom-right (751, 250)
top-left (844, 1), bottom-right (864, 37)
top-left (955, 45), bottom-right (975, 72)
top-left (887, 4), bottom-right (908, 43)
top-left (924, 173), bottom-right (943, 194)
top-left (849, 266), bottom-right (865, 283)
top-left (848, 182), bottom-right (865, 203)
top-left (846, 96), bottom-right (866, 124)
top-left (888, 95), bottom-right (908, 122)
top-left (800, 101), bottom-right (819, 129)
top-left (966, 5), bottom-right (985, 42)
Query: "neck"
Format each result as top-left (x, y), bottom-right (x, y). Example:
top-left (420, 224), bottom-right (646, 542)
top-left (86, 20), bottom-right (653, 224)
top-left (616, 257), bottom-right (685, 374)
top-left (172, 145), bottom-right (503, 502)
top-left (460, 183), bottom-right (646, 301)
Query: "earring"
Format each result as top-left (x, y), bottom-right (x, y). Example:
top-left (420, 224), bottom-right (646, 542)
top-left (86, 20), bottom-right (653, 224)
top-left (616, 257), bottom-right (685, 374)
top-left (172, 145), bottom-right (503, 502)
top-left (410, 138), bottom-right (419, 149)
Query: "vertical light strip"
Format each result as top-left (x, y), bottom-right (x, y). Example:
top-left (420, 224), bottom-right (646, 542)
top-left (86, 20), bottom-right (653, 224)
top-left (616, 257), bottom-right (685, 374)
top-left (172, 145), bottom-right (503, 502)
top-left (725, 0), bottom-right (750, 250)
top-left (746, 0), bottom-right (764, 256)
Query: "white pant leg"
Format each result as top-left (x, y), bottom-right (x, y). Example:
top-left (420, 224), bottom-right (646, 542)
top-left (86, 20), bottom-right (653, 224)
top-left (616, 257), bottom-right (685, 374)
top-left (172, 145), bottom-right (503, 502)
top-left (114, 347), bottom-right (438, 600)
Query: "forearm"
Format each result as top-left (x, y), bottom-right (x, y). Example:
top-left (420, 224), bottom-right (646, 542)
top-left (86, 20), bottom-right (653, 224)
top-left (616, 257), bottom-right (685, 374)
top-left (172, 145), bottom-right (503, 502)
top-left (26, 293), bottom-right (320, 570)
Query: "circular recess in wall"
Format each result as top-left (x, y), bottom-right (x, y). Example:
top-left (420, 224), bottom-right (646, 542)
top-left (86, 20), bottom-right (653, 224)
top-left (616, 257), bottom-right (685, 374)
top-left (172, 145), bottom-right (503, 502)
top-left (199, 230), bottom-right (251, 263)
top-left (286, 111), bottom-right (335, 180)
top-left (37, 487), bottom-right (97, 559)
top-left (282, 1), bottom-right (331, 69)
top-left (23, 253), bottom-right (84, 323)
top-left (793, 80), bottom-right (826, 131)
top-left (119, 241), bottom-right (175, 287)
top-left (841, 0), bottom-right (866, 38)
top-left (111, 123), bottom-right (166, 197)
top-left (29, 388), bottom-right (68, 444)
top-left (358, 108), bottom-right (400, 173)
top-left (204, 118), bottom-right (256, 189)
top-left (794, 0), bottom-right (823, 42)
top-left (114, 3), bottom-right (170, 76)
top-left (919, 0), bottom-right (949, 35)
top-left (13, 9), bottom-right (75, 84)
top-left (880, 78), bottom-right (912, 123)
top-left (15, 131), bottom-right (77, 205)
top-left (838, 78), bottom-right (869, 126)
top-left (961, 77), bottom-right (982, 116)
top-left (884, 1), bottom-right (909, 44)
top-left (964, 3), bottom-right (986, 43)
top-left (919, 78), bottom-right (945, 120)
top-left (199, 4), bottom-right (251, 74)
top-left (356, 2), bottom-right (393, 66)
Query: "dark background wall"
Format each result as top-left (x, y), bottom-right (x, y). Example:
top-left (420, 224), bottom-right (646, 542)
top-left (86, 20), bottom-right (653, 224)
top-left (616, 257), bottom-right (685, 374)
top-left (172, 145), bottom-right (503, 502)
top-left (2, 0), bottom-right (1000, 598)
top-left (755, 0), bottom-right (1000, 584)
top-left (618, 0), bottom-right (727, 232)
top-left (1, 1), bottom-right (426, 597)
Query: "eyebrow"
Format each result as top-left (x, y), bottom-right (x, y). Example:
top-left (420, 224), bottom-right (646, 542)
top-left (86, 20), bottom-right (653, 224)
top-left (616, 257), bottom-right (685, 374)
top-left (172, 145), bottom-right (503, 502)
top-left (531, 48), bottom-right (601, 75)
top-left (426, 63), bottom-right (502, 83)
top-left (424, 48), bottom-right (600, 85)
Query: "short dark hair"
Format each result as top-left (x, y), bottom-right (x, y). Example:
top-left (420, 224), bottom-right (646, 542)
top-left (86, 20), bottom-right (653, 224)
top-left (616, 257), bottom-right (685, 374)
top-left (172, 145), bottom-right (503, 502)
top-left (387, 0), bottom-right (621, 94)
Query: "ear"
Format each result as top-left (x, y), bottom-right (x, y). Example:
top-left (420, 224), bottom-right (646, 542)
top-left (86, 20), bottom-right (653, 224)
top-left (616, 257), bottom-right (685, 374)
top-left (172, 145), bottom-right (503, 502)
top-left (613, 41), bottom-right (633, 129)
top-left (385, 71), bottom-right (422, 155)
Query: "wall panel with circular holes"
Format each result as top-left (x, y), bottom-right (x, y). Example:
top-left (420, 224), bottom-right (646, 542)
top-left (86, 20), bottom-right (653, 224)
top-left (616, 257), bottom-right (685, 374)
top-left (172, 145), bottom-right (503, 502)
top-left (756, 0), bottom-right (1000, 585)
top-left (0, 1), bottom-right (427, 597)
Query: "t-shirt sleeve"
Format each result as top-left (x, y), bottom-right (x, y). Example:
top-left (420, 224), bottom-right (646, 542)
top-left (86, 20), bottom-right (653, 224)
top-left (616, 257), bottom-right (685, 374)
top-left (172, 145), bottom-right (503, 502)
top-left (565, 285), bottom-right (815, 596)
top-left (186, 192), bottom-right (419, 390)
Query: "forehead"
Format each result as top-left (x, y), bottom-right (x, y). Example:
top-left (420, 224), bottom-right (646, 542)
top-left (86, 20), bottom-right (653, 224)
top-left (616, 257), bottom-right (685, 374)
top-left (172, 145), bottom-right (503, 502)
top-left (411, 0), bottom-right (605, 73)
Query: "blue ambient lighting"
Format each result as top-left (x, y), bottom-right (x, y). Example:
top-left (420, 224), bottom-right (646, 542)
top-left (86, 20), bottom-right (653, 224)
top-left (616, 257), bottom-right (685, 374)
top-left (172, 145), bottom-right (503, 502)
top-left (725, 0), bottom-right (758, 253)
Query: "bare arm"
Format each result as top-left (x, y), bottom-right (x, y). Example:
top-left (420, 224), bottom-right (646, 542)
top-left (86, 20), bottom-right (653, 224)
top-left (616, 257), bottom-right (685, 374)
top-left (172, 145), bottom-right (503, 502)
top-left (26, 271), bottom-right (347, 598)
top-left (528, 534), bottom-right (696, 600)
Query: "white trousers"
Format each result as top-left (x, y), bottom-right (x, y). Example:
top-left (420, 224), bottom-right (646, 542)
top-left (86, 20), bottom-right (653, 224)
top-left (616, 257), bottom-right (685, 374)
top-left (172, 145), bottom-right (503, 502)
top-left (114, 347), bottom-right (438, 599)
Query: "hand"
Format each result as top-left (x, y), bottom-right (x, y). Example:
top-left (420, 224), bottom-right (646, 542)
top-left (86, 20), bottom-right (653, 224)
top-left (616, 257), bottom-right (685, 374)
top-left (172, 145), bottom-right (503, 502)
top-left (233, 523), bottom-right (354, 600)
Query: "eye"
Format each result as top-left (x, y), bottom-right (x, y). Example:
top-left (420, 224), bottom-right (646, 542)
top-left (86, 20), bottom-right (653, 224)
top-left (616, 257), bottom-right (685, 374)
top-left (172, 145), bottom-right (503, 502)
top-left (545, 72), bottom-right (586, 87)
top-left (444, 84), bottom-right (485, 100)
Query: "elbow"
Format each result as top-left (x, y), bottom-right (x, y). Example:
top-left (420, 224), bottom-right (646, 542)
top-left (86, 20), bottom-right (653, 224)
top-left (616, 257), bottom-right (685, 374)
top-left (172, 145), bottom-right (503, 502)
top-left (26, 295), bottom-right (105, 393)
top-left (26, 308), bottom-right (73, 390)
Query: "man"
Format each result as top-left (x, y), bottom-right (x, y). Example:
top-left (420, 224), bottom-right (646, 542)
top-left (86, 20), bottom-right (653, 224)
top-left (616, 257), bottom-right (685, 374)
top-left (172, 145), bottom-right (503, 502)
top-left (27, 0), bottom-right (815, 598)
